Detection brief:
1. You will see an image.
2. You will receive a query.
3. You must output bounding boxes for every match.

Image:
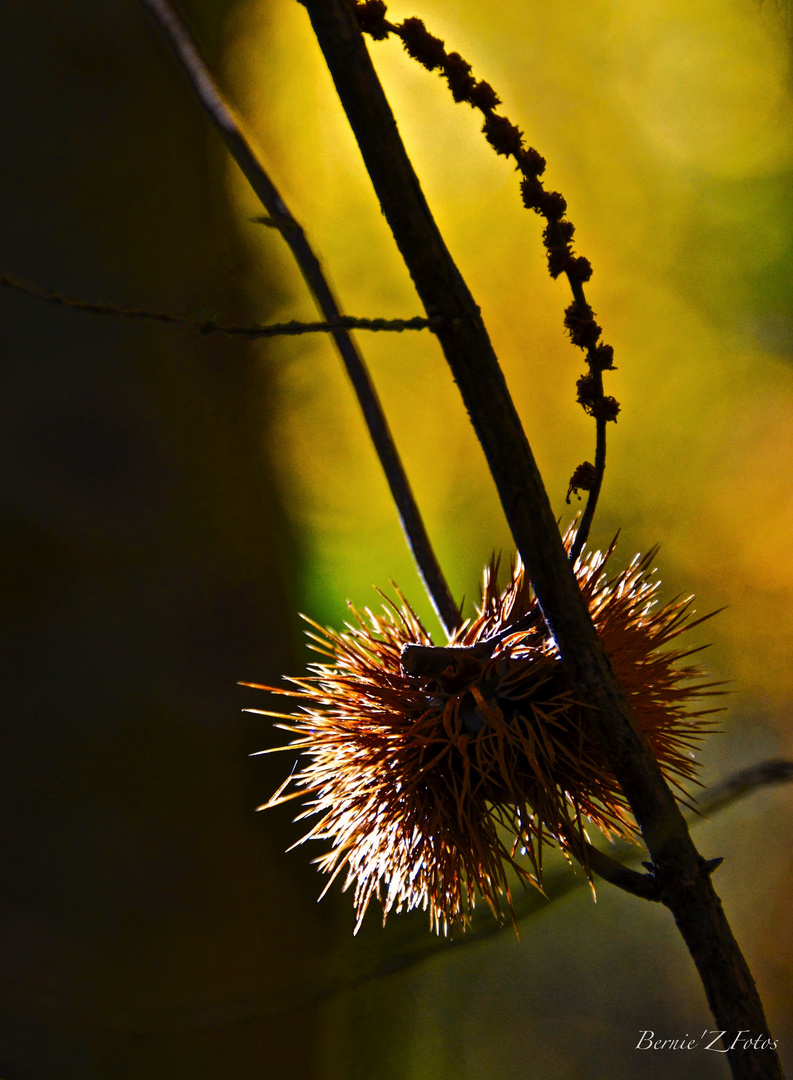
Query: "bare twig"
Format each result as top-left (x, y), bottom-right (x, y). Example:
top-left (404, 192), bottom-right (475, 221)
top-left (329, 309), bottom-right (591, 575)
top-left (301, 3), bottom-right (783, 1076)
top-left (0, 273), bottom-right (436, 338)
top-left (136, 0), bottom-right (460, 638)
top-left (559, 251), bottom-right (610, 560)
top-left (699, 758), bottom-right (793, 816)
top-left (569, 418), bottom-right (606, 561)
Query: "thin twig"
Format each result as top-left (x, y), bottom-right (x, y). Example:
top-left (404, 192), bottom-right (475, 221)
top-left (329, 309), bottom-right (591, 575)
top-left (560, 253), bottom-right (609, 559)
top-left (698, 758), bottom-right (793, 816)
top-left (136, 0), bottom-right (461, 638)
top-left (359, 757), bottom-right (793, 984)
top-left (570, 417), bottom-right (605, 562)
top-left (0, 273), bottom-right (436, 338)
top-left (301, 4), bottom-right (783, 1076)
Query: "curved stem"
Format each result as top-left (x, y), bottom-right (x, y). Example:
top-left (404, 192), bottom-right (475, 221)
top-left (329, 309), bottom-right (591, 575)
top-left (136, 0), bottom-right (461, 638)
top-left (302, 4), bottom-right (783, 1076)
top-left (570, 416), bottom-right (605, 561)
top-left (560, 238), bottom-right (609, 559)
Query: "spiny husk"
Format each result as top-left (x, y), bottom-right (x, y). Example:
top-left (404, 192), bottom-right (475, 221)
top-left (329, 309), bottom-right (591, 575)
top-left (252, 537), bottom-right (721, 935)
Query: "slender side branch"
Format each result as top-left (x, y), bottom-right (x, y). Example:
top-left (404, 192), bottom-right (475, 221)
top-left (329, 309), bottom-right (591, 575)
top-left (700, 758), bottom-right (793, 816)
top-left (581, 840), bottom-right (662, 901)
top-left (561, 259), bottom-right (610, 559)
top-left (359, 757), bottom-right (793, 993)
top-left (301, 3), bottom-right (783, 1076)
top-left (0, 273), bottom-right (435, 338)
top-left (136, 0), bottom-right (460, 637)
top-left (570, 417), bottom-right (606, 561)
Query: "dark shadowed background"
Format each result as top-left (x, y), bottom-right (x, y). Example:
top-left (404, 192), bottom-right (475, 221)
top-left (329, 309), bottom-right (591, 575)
top-left (0, 3), bottom-right (341, 1077)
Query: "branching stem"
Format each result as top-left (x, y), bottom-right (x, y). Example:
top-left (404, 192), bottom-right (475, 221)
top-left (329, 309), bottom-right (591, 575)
top-left (136, 0), bottom-right (461, 637)
top-left (301, 3), bottom-right (783, 1076)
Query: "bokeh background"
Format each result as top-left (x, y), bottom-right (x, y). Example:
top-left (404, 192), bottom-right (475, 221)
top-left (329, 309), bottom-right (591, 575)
top-left (1, 0), bottom-right (791, 1077)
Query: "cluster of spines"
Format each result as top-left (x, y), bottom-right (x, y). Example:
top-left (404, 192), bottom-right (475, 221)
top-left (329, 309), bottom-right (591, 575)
top-left (256, 533), bottom-right (719, 933)
top-left (353, 1), bottom-right (621, 500)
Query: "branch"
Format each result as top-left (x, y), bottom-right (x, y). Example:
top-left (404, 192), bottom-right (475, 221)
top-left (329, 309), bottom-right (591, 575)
top-left (580, 839), bottom-right (662, 901)
top-left (0, 273), bottom-right (436, 337)
top-left (569, 418), bottom-right (606, 561)
top-left (699, 758), bottom-right (793, 816)
top-left (301, 4), bottom-right (783, 1076)
top-left (136, 0), bottom-right (461, 638)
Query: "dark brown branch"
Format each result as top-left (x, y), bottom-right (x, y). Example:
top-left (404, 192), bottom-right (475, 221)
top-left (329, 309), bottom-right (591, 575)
top-left (301, 4), bottom-right (783, 1076)
top-left (136, 0), bottom-right (461, 638)
top-left (0, 273), bottom-right (436, 338)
